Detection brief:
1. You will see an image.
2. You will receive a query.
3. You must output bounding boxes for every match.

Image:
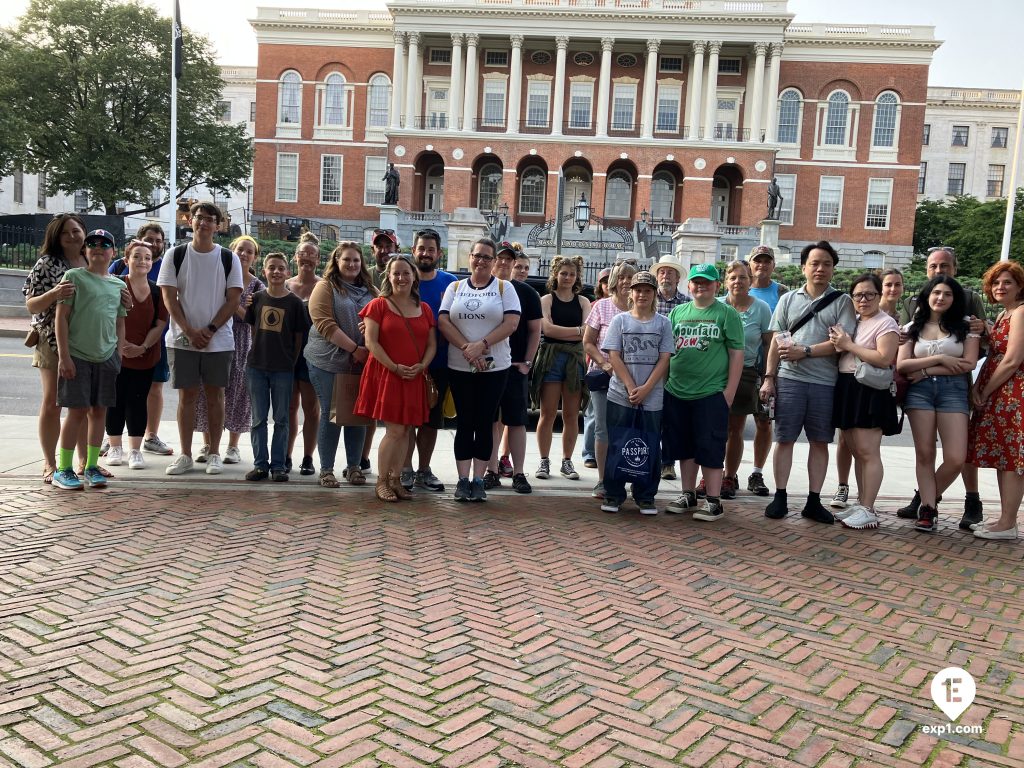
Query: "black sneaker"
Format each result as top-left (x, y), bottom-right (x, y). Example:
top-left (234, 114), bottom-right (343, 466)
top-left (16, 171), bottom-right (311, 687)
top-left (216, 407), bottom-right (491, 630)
top-left (747, 472), bottom-right (770, 496)
top-left (359, 457), bottom-right (371, 472)
top-left (511, 473), bottom-right (532, 494)
top-left (765, 492), bottom-right (789, 519)
top-left (272, 470), bottom-right (289, 482)
top-left (483, 470), bottom-right (502, 490)
top-left (300, 455), bottom-right (315, 476)
top-left (285, 456), bottom-right (292, 474)
top-left (897, 489), bottom-right (922, 519)
top-left (693, 499), bottom-right (724, 522)
top-left (454, 478), bottom-right (472, 502)
top-left (915, 504), bottom-right (938, 532)
top-left (470, 478), bottom-right (487, 502)
top-left (245, 468), bottom-right (269, 481)
top-left (800, 499), bottom-right (835, 524)
top-left (959, 496), bottom-right (983, 530)
top-left (666, 491), bottom-right (697, 514)
top-left (720, 476), bottom-right (738, 500)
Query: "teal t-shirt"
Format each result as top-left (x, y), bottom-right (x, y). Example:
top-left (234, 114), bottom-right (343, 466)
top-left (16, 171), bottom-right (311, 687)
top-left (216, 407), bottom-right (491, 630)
top-left (60, 268), bottom-right (128, 362)
top-left (666, 300), bottom-right (744, 401)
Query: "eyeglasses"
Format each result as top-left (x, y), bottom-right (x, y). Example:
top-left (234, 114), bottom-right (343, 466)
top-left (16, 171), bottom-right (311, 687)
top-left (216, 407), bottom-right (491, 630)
top-left (471, 251), bottom-right (496, 261)
top-left (193, 214), bottom-right (217, 224)
top-left (852, 292), bottom-right (879, 302)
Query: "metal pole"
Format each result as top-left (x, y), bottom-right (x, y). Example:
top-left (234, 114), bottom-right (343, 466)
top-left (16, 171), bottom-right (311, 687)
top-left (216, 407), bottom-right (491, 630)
top-left (554, 169), bottom-right (565, 255)
top-left (169, 0), bottom-right (179, 243)
top-left (1000, 77), bottom-right (1024, 262)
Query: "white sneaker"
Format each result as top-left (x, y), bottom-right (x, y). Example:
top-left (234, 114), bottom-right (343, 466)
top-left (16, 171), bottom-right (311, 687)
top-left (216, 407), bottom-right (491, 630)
top-left (638, 505), bottom-right (659, 516)
top-left (833, 503), bottom-right (864, 521)
top-left (840, 506), bottom-right (880, 530)
top-left (128, 450), bottom-right (146, 470)
top-left (205, 453), bottom-right (223, 475)
top-left (224, 446), bottom-right (241, 464)
top-left (105, 445), bottom-right (123, 466)
top-left (165, 455), bottom-right (194, 475)
top-left (195, 444), bottom-right (210, 463)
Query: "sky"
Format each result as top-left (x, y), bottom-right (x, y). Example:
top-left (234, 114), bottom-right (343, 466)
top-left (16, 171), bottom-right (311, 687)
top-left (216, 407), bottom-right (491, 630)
top-left (1, 0), bottom-right (1022, 90)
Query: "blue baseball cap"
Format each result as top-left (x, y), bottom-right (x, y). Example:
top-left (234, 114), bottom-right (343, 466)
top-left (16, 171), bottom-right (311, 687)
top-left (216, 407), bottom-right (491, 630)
top-left (85, 229), bottom-right (115, 248)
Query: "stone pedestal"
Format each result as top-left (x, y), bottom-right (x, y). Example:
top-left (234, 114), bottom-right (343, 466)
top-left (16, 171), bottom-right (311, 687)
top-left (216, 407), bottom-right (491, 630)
top-left (671, 218), bottom-right (722, 272)
top-left (760, 218), bottom-right (780, 251)
top-left (445, 208), bottom-right (489, 271)
top-left (378, 205), bottom-right (400, 238)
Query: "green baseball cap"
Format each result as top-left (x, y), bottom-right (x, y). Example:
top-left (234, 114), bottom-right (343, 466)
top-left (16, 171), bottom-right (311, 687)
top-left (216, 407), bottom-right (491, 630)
top-left (687, 263), bottom-right (721, 282)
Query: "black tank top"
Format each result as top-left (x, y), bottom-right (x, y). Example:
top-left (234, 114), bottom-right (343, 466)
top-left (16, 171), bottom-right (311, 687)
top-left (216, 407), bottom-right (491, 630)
top-left (548, 293), bottom-right (583, 345)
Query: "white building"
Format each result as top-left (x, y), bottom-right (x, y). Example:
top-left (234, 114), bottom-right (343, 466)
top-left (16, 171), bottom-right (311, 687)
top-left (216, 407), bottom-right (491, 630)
top-left (919, 86), bottom-right (1022, 202)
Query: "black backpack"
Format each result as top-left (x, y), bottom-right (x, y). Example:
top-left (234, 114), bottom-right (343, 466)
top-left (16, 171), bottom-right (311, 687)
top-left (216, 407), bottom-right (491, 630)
top-left (172, 243), bottom-right (233, 282)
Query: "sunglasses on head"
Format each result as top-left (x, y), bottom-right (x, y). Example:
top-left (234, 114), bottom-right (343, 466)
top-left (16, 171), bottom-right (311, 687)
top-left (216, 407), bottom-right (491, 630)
top-left (614, 257), bottom-right (638, 266)
top-left (415, 228), bottom-right (439, 239)
top-left (927, 246), bottom-right (955, 254)
top-left (374, 228), bottom-right (394, 235)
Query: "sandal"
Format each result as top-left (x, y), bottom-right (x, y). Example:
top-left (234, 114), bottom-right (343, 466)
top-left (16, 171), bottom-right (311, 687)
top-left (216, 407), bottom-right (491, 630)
top-left (319, 470), bottom-right (341, 489)
top-left (79, 463), bottom-right (114, 478)
top-left (345, 467), bottom-right (366, 486)
top-left (43, 467), bottom-right (55, 485)
top-left (389, 471), bottom-right (413, 500)
top-left (375, 476), bottom-right (398, 502)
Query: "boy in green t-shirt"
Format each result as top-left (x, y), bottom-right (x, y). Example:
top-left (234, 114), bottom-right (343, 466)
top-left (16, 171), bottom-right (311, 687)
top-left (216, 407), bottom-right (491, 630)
top-left (53, 229), bottom-right (128, 490)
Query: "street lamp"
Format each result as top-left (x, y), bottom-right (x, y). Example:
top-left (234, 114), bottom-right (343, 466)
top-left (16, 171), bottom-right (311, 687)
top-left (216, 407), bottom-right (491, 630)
top-left (573, 193), bottom-right (590, 233)
top-left (484, 201), bottom-right (510, 239)
top-left (640, 208), bottom-right (648, 226)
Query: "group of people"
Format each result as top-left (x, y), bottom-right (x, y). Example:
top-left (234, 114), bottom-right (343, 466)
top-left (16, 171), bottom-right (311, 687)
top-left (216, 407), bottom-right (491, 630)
top-left (23, 209), bottom-right (1024, 540)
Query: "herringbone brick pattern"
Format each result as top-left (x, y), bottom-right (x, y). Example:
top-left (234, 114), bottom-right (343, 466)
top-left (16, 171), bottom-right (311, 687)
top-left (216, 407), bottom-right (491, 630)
top-left (0, 481), bottom-right (1021, 767)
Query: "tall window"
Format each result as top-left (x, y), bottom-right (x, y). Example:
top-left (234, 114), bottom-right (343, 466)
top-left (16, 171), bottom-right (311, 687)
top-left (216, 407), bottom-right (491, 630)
top-left (871, 91), bottom-right (898, 147)
top-left (367, 74), bottom-right (391, 128)
top-left (276, 153), bottom-right (298, 202)
top-left (320, 155), bottom-right (343, 204)
top-left (482, 80), bottom-right (506, 127)
top-left (13, 168), bottom-right (23, 204)
top-left (611, 83), bottom-right (636, 130)
top-left (655, 85), bottom-right (681, 132)
top-left (816, 176), bottom-right (844, 227)
top-left (824, 91), bottom-right (849, 145)
top-left (604, 170), bottom-right (632, 219)
top-left (74, 190), bottom-right (89, 213)
top-left (519, 167), bottom-right (546, 214)
top-left (364, 157), bottom-right (387, 205)
top-left (777, 89), bottom-right (802, 144)
top-left (249, 101), bottom-right (257, 122)
top-left (988, 165), bottom-right (1005, 197)
top-left (774, 174), bottom-right (796, 225)
top-left (216, 100), bottom-right (231, 121)
top-left (37, 171), bottom-right (47, 208)
top-left (951, 125), bottom-right (969, 146)
top-left (526, 81), bottom-right (550, 128)
top-left (947, 163), bottom-right (966, 196)
top-left (865, 178), bottom-right (893, 229)
top-left (323, 74), bottom-right (346, 126)
top-left (992, 127), bottom-right (1009, 148)
top-left (569, 82), bottom-right (593, 128)
top-left (477, 163), bottom-right (502, 211)
top-left (278, 71), bottom-right (301, 124)
top-left (918, 162), bottom-right (927, 195)
top-left (650, 171), bottom-right (675, 219)
top-left (922, 123), bottom-right (930, 146)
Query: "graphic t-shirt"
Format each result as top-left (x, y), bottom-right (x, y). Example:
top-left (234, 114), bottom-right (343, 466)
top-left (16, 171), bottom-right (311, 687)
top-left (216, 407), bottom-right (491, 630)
top-left (245, 291), bottom-right (310, 372)
top-left (59, 268), bottom-right (129, 362)
top-left (439, 277), bottom-right (522, 372)
top-left (602, 312), bottom-right (675, 410)
top-left (667, 300), bottom-right (744, 401)
top-left (418, 270), bottom-right (458, 370)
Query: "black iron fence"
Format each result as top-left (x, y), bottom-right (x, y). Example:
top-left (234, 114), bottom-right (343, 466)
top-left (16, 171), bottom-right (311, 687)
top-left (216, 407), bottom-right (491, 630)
top-left (0, 223), bottom-right (44, 270)
top-left (534, 255), bottom-right (653, 287)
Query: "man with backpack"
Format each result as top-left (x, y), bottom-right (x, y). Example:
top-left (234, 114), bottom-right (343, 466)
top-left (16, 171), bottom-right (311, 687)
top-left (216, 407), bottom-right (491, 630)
top-left (157, 202), bottom-right (244, 475)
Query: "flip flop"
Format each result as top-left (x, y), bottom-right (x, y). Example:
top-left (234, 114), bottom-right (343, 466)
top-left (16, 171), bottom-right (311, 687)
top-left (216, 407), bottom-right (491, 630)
top-left (43, 468), bottom-right (54, 485)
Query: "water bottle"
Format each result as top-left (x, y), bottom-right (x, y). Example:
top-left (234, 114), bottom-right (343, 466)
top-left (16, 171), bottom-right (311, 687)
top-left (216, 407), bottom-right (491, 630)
top-left (767, 395), bottom-right (776, 421)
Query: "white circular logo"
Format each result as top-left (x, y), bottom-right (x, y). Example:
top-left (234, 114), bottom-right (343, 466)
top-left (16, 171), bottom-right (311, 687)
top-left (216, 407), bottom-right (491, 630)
top-left (621, 438), bottom-right (650, 468)
top-left (426, 144), bottom-right (434, 152)
top-left (693, 158), bottom-right (706, 170)
top-left (755, 160), bottom-right (767, 172)
top-left (394, 145), bottom-right (406, 157)
top-left (465, 298), bottom-right (482, 312)
top-left (452, 148), bottom-right (464, 160)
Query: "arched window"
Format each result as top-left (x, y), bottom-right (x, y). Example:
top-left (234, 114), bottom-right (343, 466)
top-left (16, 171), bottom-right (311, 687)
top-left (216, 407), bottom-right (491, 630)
top-left (650, 171), bottom-right (675, 220)
top-left (604, 170), bottom-right (632, 219)
top-left (777, 89), bottom-right (802, 144)
top-left (477, 163), bottom-right (503, 211)
top-left (278, 71), bottom-right (301, 124)
top-left (323, 74), bottom-right (346, 126)
top-left (519, 168), bottom-right (546, 215)
top-left (367, 74), bottom-right (391, 128)
top-left (872, 91), bottom-right (899, 147)
top-left (824, 91), bottom-right (849, 145)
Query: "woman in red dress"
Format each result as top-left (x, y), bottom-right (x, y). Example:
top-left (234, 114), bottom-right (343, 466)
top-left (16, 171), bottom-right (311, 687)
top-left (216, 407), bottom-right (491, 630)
top-left (356, 255), bottom-right (436, 502)
top-left (967, 261), bottom-right (1024, 541)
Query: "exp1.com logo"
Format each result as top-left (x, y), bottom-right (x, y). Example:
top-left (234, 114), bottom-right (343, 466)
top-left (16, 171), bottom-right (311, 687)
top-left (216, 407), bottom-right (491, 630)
top-left (921, 667), bottom-right (983, 737)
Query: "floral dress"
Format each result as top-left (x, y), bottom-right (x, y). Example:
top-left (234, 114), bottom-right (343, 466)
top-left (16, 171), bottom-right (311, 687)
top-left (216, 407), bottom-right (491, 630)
top-left (22, 253), bottom-right (69, 353)
top-left (967, 311), bottom-right (1024, 475)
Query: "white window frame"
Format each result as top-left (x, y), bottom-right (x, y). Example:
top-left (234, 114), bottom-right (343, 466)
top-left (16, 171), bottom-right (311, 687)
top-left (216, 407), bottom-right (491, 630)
top-left (650, 170), bottom-right (675, 219)
top-left (774, 173), bottom-right (796, 226)
top-left (987, 164), bottom-right (1005, 198)
top-left (320, 154), bottom-right (343, 205)
top-left (611, 83), bottom-right (637, 131)
top-left (869, 91), bottom-right (901, 162)
top-left (477, 163), bottom-right (503, 211)
top-left (947, 162), bottom-right (966, 196)
top-left (249, 101), bottom-right (257, 123)
top-left (366, 74), bottom-right (391, 133)
top-left (314, 73), bottom-right (352, 140)
top-left (864, 178), bottom-right (893, 230)
top-left (951, 125), bottom-right (970, 147)
top-left (277, 71), bottom-right (302, 139)
top-left (275, 152), bottom-right (299, 203)
top-left (604, 170), bottom-right (633, 219)
top-left (428, 48), bottom-right (452, 65)
top-left (484, 49), bottom-right (508, 67)
top-left (74, 190), bottom-right (89, 213)
top-left (717, 57), bottom-right (741, 75)
top-left (655, 83), bottom-right (681, 133)
top-left (526, 80), bottom-right (551, 128)
top-left (518, 167), bottom-right (546, 215)
top-left (12, 168), bottom-right (23, 205)
top-left (216, 100), bottom-right (231, 122)
top-left (991, 127), bottom-right (1009, 149)
top-left (482, 77), bottom-right (507, 127)
top-left (364, 156), bottom-right (387, 206)
top-left (659, 55), bottom-right (683, 73)
top-left (922, 123), bottom-right (930, 146)
top-left (569, 81), bottom-right (594, 129)
top-left (37, 171), bottom-right (47, 208)
top-left (776, 89), bottom-right (803, 147)
top-left (816, 175), bottom-right (844, 228)
top-left (918, 162), bottom-right (927, 195)
top-left (813, 90), bottom-right (858, 162)
top-left (863, 251), bottom-right (885, 269)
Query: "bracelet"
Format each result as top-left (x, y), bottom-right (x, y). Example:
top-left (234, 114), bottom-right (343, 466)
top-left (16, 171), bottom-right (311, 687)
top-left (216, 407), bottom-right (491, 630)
top-left (923, 367), bottom-right (930, 377)
top-left (483, 338), bottom-right (491, 351)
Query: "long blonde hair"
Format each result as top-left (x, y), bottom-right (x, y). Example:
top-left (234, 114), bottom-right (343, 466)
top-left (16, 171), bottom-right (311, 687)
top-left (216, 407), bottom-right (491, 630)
top-left (323, 241), bottom-right (377, 297)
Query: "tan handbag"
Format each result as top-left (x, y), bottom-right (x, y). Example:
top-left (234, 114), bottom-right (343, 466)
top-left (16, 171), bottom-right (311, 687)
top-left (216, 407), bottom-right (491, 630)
top-left (330, 371), bottom-right (372, 427)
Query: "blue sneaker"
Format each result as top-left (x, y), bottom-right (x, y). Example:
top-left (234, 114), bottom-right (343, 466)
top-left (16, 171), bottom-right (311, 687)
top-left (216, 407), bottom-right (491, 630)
top-left (470, 478), bottom-right (487, 502)
top-left (454, 478), bottom-right (472, 502)
top-left (83, 467), bottom-right (108, 488)
top-left (52, 469), bottom-right (82, 490)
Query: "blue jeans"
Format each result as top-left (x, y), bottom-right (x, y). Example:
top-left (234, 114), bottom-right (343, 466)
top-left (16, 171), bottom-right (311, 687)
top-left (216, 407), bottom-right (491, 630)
top-left (246, 368), bottom-right (294, 471)
top-left (582, 399), bottom-right (596, 461)
top-left (308, 362), bottom-right (366, 472)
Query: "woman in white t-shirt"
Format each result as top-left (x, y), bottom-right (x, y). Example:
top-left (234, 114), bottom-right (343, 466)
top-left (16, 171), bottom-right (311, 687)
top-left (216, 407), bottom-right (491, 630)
top-left (438, 238), bottom-right (521, 503)
top-left (827, 274), bottom-right (901, 530)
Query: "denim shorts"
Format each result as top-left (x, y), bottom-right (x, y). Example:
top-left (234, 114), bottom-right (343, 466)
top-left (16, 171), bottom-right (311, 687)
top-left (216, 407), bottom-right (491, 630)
top-left (904, 374), bottom-right (970, 415)
top-left (542, 348), bottom-right (584, 383)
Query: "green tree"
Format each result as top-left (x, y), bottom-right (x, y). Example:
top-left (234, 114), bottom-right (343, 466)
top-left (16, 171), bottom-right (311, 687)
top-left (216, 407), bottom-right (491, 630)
top-left (0, 0), bottom-right (251, 215)
top-left (0, 31), bottom-right (27, 177)
top-left (913, 192), bottom-right (1024, 277)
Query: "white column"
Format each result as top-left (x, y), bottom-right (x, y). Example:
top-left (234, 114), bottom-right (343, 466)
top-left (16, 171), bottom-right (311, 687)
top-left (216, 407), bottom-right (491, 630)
top-left (405, 32), bottom-right (420, 128)
top-left (595, 37), bottom-right (614, 138)
top-left (763, 42), bottom-right (783, 142)
top-left (702, 40), bottom-right (722, 140)
top-left (748, 42), bottom-right (767, 142)
top-left (449, 33), bottom-right (464, 130)
top-left (551, 36), bottom-right (568, 136)
top-left (507, 34), bottom-right (524, 134)
top-left (686, 41), bottom-right (706, 140)
top-left (391, 31), bottom-right (405, 129)
top-left (640, 39), bottom-right (659, 139)
top-left (462, 33), bottom-right (480, 132)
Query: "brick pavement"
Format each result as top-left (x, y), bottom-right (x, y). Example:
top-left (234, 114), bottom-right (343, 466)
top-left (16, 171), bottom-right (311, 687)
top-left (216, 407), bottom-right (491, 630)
top-left (0, 480), bottom-right (1021, 768)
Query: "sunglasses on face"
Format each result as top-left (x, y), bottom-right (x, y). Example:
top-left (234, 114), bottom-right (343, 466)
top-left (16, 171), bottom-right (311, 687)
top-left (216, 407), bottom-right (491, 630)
top-left (86, 241), bottom-right (113, 249)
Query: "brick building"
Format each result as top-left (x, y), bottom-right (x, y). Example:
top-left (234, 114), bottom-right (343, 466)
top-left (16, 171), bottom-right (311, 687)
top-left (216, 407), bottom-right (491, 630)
top-left (250, 1), bottom-right (939, 268)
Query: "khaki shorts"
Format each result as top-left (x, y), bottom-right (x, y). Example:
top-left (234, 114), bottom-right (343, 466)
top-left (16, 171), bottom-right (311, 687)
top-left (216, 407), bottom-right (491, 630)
top-left (32, 341), bottom-right (58, 370)
top-left (168, 348), bottom-right (234, 389)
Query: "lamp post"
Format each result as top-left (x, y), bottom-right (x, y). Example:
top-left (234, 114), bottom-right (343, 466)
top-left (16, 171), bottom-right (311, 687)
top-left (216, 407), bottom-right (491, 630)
top-left (484, 201), bottom-right (510, 240)
top-left (573, 192), bottom-right (591, 233)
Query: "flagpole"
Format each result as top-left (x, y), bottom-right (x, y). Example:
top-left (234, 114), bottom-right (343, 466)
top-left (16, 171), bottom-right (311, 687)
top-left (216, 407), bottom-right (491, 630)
top-left (169, 0), bottom-right (180, 243)
top-left (999, 76), bottom-right (1023, 262)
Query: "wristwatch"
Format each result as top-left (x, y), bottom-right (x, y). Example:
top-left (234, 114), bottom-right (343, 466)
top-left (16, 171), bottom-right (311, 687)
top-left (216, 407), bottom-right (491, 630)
top-left (207, 323), bottom-right (218, 333)
top-left (523, 361), bottom-right (533, 369)
top-left (802, 345), bottom-right (812, 358)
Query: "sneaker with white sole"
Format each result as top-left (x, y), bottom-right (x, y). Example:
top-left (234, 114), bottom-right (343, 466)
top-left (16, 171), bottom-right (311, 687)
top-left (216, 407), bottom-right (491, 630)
top-left (832, 503), bottom-right (864, 521)
top-left (560, 459), bottom-right (579, 480)
top-left (128, 450), bottom-right (146, 470)
top-left (143, 435), bottom-right (174, 455)
top-left (666, 491), bottom-right (697, 514)
top-left (414, 469), bottom-right (445, 492)
top-left (165, 455), bottom-right (194, 475)
top-left (205, 454), bottom-right (223, 474)
top-left (535, 458), bottom-right (551, 479)
top-left (52, 468), bottom-right (82, 490)
top-left (830, 483), bottom-right (850, 509)
top-left (99, 438), bottom-right (110, 457)
top-left (600, 499), bottom-right (621, 513)
top-left (840, 506), bottom-right (880, 530)
top-left (223, 446), bottom-right (241, 464)
top-left (195, 444), bottom-right (210, 463)
top-left (105, 445), bottom-right (123, 466)
top-left (83, 467), bottom-right (108, 488)
top-left (638, 502), bottom-right (659, 516)
top-left (693, 499), bottom-right (724, 522)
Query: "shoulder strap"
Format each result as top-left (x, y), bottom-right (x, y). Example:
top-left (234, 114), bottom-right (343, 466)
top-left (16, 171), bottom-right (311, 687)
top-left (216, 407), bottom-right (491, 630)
top-left (172, 244), bottom-right (188, 273)
top-left (498, 279), bottom-right (504, 296)
top-left (219, 247), bottom-right (232, 281)
top-left (148, 279), bottom-right (162, 327)
top-left (386, 297), bottom-right (424, 360)
top-left (789, 289), bottom-right (843, 336)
